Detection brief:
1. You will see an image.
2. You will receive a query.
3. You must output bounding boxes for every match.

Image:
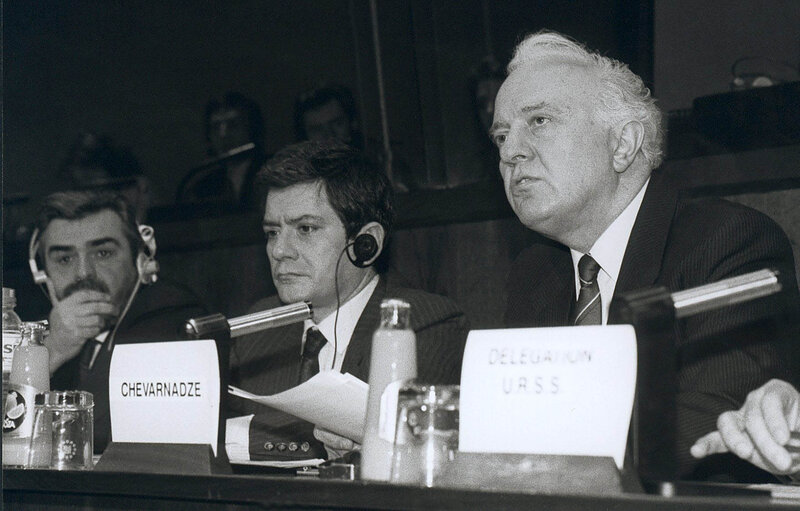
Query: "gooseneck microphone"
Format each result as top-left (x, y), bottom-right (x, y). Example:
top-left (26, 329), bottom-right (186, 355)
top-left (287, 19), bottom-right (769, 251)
top-left (184, 301), bottom-right (312, 339)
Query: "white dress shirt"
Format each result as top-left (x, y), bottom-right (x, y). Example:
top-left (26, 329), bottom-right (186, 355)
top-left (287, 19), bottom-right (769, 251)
top-left (303, 273), bottom-right (380, 373)
top-left (570, 179), bottom-right (650, 325)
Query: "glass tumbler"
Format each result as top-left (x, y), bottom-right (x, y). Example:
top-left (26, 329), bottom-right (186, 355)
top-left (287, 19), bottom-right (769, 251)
top-left (27, 391), bottom-right (94, 470)
top-left (389, 384), bottom-right (459, 487)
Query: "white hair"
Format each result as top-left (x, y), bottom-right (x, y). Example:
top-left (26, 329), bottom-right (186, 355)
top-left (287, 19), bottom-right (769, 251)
top-left (509, 30), bottom-right (665, 170)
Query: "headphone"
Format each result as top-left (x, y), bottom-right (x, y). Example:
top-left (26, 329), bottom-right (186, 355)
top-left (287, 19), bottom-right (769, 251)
top-left (347, 232), bottom-right (379, 268)
top-left (28, 223), bottom-right (160, 297)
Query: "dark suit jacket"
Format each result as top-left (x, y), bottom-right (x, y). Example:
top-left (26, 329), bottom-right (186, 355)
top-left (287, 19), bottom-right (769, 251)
top-left (51, 279), bottom-right (207, 453)
top-left (505, 170), bottom-right (800, 481)
top-left (228, 275), bottom-right (470, 460)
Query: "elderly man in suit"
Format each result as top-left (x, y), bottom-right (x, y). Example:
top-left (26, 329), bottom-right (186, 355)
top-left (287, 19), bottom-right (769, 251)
top-left (492, 30), bottom-right (799, 481)
top-left (226, 140), bottom-right (469, 461)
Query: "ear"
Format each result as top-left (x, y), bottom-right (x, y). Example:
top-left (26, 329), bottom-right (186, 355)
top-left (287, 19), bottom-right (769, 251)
top-left (349, 221), bottom-right (386, 267)
top-left (612, 120), bottom-right (644, 173)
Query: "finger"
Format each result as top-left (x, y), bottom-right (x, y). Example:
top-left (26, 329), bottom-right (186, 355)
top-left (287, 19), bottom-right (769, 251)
top-left (762, 391), bottom-right (792, 445)
top-left (313, 427), bottom-right (354, 450)
top-left (691, 431), bottom-right (728, 458)
top-left (745, 401), bottom-right (792, 472)
top-left (72, 302), bottom-right (116, 317)
top-left (60, 290), bottom-right (113, 304)
top-left (718, 411), bottom-right (754, 459)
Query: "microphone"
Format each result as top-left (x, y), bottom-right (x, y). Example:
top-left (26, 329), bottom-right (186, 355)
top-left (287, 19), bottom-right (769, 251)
top-left (191, 142), bottom-right (256, 172)
top-left (184, 301), bottom-right (312, 339)
top-left (670, 268), bottom-right (781, 318)
top-left (617, 268), bottom-right (784, 483)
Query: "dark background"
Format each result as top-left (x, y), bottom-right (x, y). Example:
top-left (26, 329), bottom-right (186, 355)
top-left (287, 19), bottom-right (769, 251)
top-left (3, 1), bottom-right (799, 326)
top-left (2, 0), bottom-right (652, 208)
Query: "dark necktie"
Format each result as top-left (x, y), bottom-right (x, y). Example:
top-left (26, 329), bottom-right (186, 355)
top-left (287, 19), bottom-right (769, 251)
top-left (79, 338), bottom-right (102, 370)
top-left (570, 254), bottom-right (602, 325)
top-left (298, 327), bottom-right (327, 385)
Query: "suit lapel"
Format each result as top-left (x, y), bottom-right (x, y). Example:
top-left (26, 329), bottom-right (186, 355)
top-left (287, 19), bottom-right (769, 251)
top-left (611, 171), bottom-right (678, 319)
top-left (526, 244), bottom-right (574, 326)
top-left (341, 277), bottom-right (385, 381)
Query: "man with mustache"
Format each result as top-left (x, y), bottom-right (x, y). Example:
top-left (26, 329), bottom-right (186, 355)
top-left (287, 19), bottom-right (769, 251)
top-left (492, 30), bottom-right (799, 481)
top-left (34, 190), bottom-right (205, 452)
top-left (227, 140), bottom-right (468, 461)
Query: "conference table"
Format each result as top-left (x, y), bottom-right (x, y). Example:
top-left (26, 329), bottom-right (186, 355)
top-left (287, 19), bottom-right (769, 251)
top-left (4, 464), bottom-right (798, 510)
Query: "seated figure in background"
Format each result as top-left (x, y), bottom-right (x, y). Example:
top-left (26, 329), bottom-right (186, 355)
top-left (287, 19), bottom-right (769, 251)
top-left (176, 91), bottom-right (267, 210)
top-left (494, 29), bottom-right (800, 481)
top-left (692, 379), bottom-right (800, 481)
top-left (33, 190), bottom-right (206, 453)
top-left (294, 83), bottom-right (415, 191)
top-left (60, 131), bottom-right (152, 222)
top-left (227, 140), bottom-right (468, 461)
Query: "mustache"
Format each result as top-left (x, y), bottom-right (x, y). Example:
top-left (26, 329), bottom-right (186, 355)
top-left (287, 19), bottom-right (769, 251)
top-left (60, 276), bottom-right (111, 299)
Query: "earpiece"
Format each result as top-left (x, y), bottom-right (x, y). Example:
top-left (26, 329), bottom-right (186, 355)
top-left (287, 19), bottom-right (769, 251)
top-left (28, 229), bottom-right (49, 286)
top-left (347, 233), bottom-right (379, 268)
top-left (136, 224), bottom-right (159, 284)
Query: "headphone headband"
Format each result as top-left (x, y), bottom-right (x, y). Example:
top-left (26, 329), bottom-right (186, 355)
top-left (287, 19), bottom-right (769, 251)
top-left (28, 221), bottom-right (159, 294)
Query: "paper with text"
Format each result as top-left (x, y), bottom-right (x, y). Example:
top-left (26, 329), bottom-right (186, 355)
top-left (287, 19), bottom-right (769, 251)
top-left (109, 340), bottom-right (220, 455)
top-left (459, 326), bottom-right (637, 468)
top-left (229, 371), bottom-right (368, 442)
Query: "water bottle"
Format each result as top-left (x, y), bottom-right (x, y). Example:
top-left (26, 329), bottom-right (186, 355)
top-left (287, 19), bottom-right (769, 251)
top-left (360, 298), bottom-right (417, 481)
top-left (2, 287), bottom-right (23, 385)
top-left (3, 323), bottom-right (50, 467)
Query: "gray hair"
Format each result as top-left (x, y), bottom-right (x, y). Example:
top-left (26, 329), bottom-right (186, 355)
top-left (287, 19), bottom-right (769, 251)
top-left (509, 30), bottom-right (665, 170)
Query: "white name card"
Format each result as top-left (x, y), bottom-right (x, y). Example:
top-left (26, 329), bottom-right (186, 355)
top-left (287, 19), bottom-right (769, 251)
top-left (459, 326), bottom-right (637, 468)
top-left (109, 340), bottom-right (220, 455)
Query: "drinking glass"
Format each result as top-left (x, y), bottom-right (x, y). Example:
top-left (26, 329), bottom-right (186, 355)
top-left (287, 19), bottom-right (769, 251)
top-left (389, 383), bottom-right (459, 487)
top-left (27, 391), bottom-right (94, 470)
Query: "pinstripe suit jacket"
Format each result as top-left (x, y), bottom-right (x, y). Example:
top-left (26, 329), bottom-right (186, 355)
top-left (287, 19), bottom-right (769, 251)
top-left (228, 275), bottom-right (470, 460)
top-left (505, 170), bottom-right (800, 481)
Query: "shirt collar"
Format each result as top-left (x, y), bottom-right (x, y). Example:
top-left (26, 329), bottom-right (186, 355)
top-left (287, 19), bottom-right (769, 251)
top-left (303, 273), bottom-right (380, 354)
top-left (570, 178), bottom-right (650, 284)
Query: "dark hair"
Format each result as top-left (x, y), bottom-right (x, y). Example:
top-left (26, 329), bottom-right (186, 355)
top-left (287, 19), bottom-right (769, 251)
top-left (36, 190), bottom-right (142, 263)
top-left (293, 84), bottom-right (362, 149)
top-left (259, 140), bottom-right (393, 241)
top-left (204, 91), bottom-right (265, 155)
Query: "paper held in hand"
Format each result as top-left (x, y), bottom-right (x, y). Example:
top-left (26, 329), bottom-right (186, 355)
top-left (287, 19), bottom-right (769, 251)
top-left (458, 325), bottom-right (637, 469)
top-left (229, 371), bottom-right (369, 442)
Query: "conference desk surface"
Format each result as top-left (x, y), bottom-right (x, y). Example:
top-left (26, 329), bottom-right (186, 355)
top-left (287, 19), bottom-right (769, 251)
top-left (4, 467), bottom-right (798, 511)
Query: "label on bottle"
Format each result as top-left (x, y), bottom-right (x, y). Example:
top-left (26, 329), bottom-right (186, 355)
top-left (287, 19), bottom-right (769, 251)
top-left (2, 332), bottom-right (22, 377)
top-left (3, 382), bottom-right (37, 439)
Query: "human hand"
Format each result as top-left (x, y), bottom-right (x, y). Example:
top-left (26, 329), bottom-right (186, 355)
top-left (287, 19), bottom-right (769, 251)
top-left (313, 426), bottom-right (360, 460)
top-left (691, 379), bottom-right (800, 475)
top-left (46, 290), bottom-right (116, 371)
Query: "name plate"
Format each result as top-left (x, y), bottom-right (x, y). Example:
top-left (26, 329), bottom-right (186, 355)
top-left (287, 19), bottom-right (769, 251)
top-left (109, 340), bottom-right (220, 455)
top-left (459, 326), bottom-right (637, 468)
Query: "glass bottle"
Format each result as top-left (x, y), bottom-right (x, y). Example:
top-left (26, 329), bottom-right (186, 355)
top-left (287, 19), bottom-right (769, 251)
top-left (3, 323), bottom-right (50, 467)
top-left (360, 299), bottom-right (417, 481)
top-left (2, 287), bottom-right (23, 385)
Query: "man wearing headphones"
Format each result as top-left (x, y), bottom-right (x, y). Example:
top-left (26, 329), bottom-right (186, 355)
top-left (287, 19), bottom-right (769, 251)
top-left (31, 190), bottom-right (206, 453)
top-left (227, 140), bottom-right (469, 461)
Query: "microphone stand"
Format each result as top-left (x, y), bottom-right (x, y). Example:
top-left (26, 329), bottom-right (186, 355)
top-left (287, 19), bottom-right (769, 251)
top-left (615, 268), bottom-right (783, 485)
top-left (183, 302), bottom-right (313, 465)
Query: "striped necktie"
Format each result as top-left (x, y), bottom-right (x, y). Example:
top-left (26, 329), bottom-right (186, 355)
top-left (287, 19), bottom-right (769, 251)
top-left (570, 254), bottom-right (602, 325)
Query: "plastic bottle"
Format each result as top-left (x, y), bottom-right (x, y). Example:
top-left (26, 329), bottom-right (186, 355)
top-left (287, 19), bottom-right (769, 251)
top-left (360, 298), bottom-right (417, 481)
top-left (3, 323), bottom-right (50, 467)
top-left (2, 287), bottom-right (23, 385)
